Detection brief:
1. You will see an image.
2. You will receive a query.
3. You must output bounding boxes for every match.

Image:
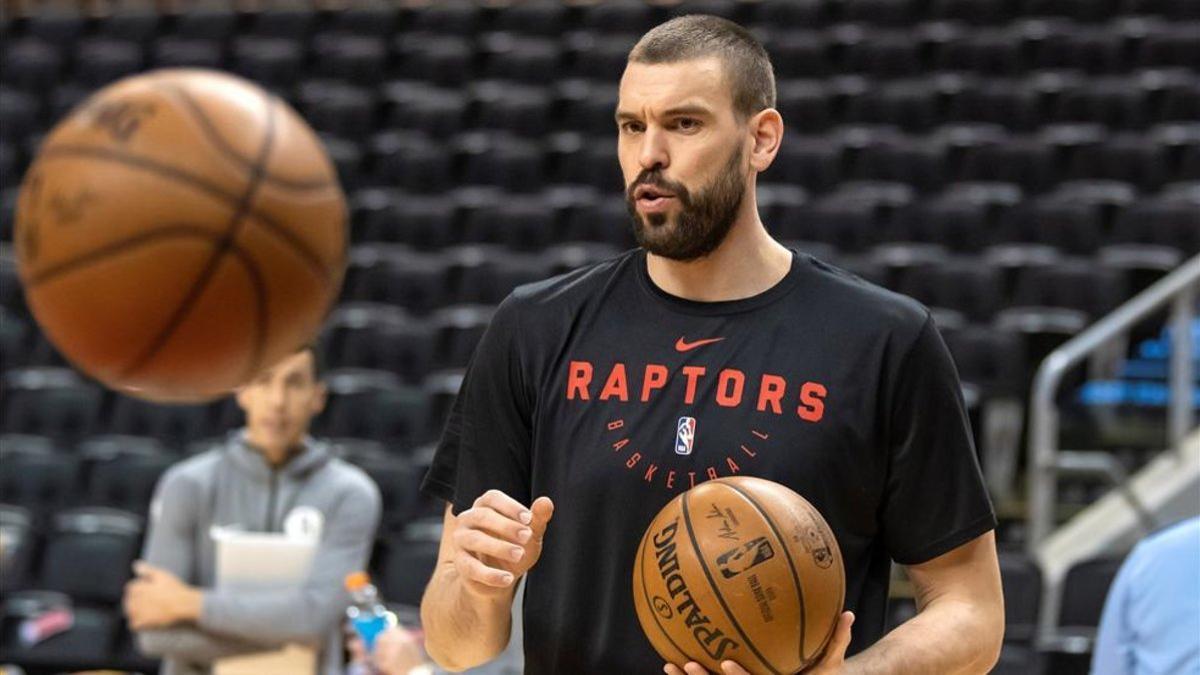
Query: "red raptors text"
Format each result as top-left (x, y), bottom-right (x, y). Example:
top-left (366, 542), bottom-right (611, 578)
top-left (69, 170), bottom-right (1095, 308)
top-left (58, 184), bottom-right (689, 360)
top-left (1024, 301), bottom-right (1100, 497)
top-left (565, 360), bottom-right (826, 423)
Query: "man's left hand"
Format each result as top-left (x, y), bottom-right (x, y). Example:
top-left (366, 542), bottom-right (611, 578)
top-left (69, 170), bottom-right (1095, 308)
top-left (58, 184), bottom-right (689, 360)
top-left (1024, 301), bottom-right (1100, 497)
top-left (122, 560), bottom-right (204, 630)
top-left (664, 611), bottom-right (855, 675)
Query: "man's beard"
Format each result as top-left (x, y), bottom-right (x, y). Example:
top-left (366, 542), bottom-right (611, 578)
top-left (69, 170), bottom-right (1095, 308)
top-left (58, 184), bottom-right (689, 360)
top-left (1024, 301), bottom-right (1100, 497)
top-left (625, 143), bottom-right (746, 262)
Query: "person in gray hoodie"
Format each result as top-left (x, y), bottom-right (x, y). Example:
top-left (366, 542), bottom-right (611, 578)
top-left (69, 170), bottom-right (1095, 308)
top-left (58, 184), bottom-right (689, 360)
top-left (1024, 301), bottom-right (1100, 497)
top-left (122, 345), bottom-right (382, 675)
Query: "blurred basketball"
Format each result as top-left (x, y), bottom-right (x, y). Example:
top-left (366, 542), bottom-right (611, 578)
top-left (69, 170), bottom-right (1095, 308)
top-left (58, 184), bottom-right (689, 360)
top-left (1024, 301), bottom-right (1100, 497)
top-left (14, 68), bottom-right (347, 403)
top-left (633, 476), bottom-right (845, 674)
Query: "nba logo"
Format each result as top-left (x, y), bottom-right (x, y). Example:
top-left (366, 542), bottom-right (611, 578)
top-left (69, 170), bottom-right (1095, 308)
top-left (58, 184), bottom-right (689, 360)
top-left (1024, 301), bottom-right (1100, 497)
top-left (675, 417), bottom-right (697, 455)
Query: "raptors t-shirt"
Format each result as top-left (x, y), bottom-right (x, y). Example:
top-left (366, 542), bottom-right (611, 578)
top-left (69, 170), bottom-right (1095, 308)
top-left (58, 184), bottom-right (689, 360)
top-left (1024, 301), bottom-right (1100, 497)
top-left (421, 247), bottom-right (996, 674)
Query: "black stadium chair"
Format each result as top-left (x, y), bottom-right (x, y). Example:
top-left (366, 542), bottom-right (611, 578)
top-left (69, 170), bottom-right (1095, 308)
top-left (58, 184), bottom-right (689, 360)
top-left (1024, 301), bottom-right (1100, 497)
top-left (312, 33), bottom-right (388, 87)
top-left (340, 443), bottom-right (424, 529)
top-left (1111, 187), bottom-right (1200, 254)
top-left (0, 592), bottom-right (122, 664)
top-left (0, 88), bottom-right (40, 143)
top-left (328, 4), bottom-right (400, 37)
top-left (106, 395), bottom-right (212, 446)
top-left (74, 38), bottom-right (145, 87)
top-left (377, 518), bottom-right (443, 606)
top-left (380, 82), bottom-right (469, 139)
top-left (247, 6), bottom-right (317, 39)
top-left (457, 132), bottom-right (547, 191)
top-left (298, 81), bottom-right (377, 141)
top-left (460, 195), bottom-right (558, 251)
top-left (392, 34), bottom-right (474, 87)
top-left (318, 369), bottom-right (431, 444)
top-left (899, 256), bottom-right (1006, 323)
top-left (367, 131), bottom-right (454, 194)
top-left (472, 81), bottom-right (553, 139)
top-left (232, 36), bottom-right (305, 89)
top-left (78, 436), bottom-right (176, 516)
top-left (153, 36), bottom-right (225, 69)
top-left (39, 507), bottom-right (143, 604)
top-left (0, 504), bottom-right (37, 593)
top-left (493, 0), bottom-right (571, 37)
top-left (1, 368), bottom-right (103, 443)
top-left (171, 4), bottom-right (238, 40)
top-left (1011, 258), bottom-right (1128, 319)
top-left (1, 39), bottom-right (64, 93)
top-left (479, 34), bottom-right (562, 83)
top-left (408, 1), bottom-right (481, 36)
top-left (322, 302), bottom-right (438, 383)
top-left (429, 304), bottom-right (497, 370)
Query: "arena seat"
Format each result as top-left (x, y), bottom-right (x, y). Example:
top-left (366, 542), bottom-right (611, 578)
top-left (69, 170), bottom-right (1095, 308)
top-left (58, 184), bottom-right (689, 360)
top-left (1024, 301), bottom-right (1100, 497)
top-left (381, 81), bottom-right (469, 138)
top-left (377, 519), bottom-right (442, 606)
top-left (899, 256), bottom-right (1007, 322)
top-left (312, 34), bottom-right (388, 87)
top-left (579, 0), bottom-right (659, 34)
top-left (392, 34), bottom-right (474, 87)
top-left (79, 436), bottom-right (176, 516)
top-left (75, 39), bottom-right (144, 87)
top-left (428, 303), bottom-right (496, 370)
top-left (342, 446), bottom-right (423, 529)
top-left (171, 5), bottom-right (237, 40)
top-left (152, 36), bottom-right (224, 70)
top-left (461, 195), bottom-right (558, 251)
top-left (457, 132), bottom-right (547, 191)
top-left (318, 368), bottom-right (431, 444)
top-left (246, 6), bottom-right (317, 39)
top-left (1111, 187), bottom-right (1200, 253)
top-left (1, 39), bottom-right (63, 93)
top-left (106, 396), bottom-right (212, 446)
top-left (39, 507), bottom-right (142, 604)
top-left (0, 88), bottom-right (38, 144)
top-left (493, 1), bottom-right (571, 37)
top-left (97, 7), bottom-right (162, 43)
top-left (367, 131), bottom-right (454, 193)
top-left (298, 80), bottom-right (377, 140)
top-left (1, 368), bottom-right (102, 443)
top-left (230, 36), bottom-right (304, 88)
top-left (479, 34), bottom-right (562, 83)
top-left (0, 437), bottom-right (78, 523)
top-left (328, 4), bottom-right (399, 38)
top-left (769, 30), bottom-right (833, 79)
top-left (0, 593), bottom-right (122, 664)
top-left (472, 79), bottom-right (557, 138)
top-left (0, 504), bottom-right (37, 594)
top-left (323, 302), bottom-right (437, 383)
top-left (407, 1), bottom-right (481, 37)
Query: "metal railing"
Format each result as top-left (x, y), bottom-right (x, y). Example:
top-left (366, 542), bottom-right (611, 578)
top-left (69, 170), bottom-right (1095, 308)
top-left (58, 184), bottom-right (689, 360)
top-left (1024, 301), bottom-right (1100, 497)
top-left (1027, 253), bottom-right (1200, 549)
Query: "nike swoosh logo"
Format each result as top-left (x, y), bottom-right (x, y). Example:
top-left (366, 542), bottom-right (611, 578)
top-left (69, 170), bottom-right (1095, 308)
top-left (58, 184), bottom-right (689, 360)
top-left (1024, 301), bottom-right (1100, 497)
top-left (676, 337), bottom-right (726, 352)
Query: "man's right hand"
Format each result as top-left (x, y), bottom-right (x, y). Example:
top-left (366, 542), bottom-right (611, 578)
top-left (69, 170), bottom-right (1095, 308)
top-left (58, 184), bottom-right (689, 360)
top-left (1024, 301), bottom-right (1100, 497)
top-left (450, 490), bottom-right (554, 597)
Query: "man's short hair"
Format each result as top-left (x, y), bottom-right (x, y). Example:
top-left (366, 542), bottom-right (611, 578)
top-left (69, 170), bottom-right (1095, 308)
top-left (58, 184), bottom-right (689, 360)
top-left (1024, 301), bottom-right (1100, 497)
top-left (628, 14), bottom-right (777, 120)
top-left (297, 341), bottom-right (327, 382)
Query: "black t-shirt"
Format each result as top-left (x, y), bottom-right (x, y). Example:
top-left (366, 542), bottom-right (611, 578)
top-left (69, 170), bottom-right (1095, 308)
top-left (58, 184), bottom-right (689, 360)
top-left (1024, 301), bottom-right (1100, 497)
top-left (421, 247), bottom-right (996, 674)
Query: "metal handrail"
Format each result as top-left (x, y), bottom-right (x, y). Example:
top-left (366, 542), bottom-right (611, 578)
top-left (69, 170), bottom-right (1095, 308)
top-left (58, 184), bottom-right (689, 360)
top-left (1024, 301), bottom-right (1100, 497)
top-left (1027, 253), bottom-right (1200, 550)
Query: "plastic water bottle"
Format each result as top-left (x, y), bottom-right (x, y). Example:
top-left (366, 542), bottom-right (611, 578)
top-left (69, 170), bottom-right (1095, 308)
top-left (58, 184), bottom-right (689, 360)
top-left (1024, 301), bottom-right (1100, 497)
top-left (345, 572), bottom-right (397, 654)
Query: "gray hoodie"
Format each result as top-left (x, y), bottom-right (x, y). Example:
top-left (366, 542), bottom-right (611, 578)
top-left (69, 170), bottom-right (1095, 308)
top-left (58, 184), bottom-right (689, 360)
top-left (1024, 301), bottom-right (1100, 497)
top-left (136, 430), bottom-right (382, 675)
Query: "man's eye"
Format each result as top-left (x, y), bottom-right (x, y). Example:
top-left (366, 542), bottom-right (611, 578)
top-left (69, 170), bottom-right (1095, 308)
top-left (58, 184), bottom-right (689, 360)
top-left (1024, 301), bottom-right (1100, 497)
top-left (621, 122), bottom-right (644, 133)
top-left (677, 118), bottom-right (700, 130)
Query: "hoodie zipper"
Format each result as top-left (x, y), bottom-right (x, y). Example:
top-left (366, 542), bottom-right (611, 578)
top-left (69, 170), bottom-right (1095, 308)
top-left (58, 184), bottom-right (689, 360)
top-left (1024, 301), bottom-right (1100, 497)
top-left (265, 468), bottom-right (279, 531)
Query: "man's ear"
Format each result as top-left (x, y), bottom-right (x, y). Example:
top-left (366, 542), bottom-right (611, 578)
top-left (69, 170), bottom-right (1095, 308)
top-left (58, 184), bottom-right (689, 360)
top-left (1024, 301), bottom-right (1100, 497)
top-left (748, 108), bottom-right (784, 173)
top-left (311, 383), bottom-right (328, 417)
top-left (234, 386), bottom-right (251, 415)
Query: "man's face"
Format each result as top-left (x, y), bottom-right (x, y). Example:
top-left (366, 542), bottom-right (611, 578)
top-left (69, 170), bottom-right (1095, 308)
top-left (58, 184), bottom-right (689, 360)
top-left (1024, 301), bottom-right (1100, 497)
top-left (235, 350), bottom-right (325, 454)
top-left (616, 57), bottom-right (749, 261)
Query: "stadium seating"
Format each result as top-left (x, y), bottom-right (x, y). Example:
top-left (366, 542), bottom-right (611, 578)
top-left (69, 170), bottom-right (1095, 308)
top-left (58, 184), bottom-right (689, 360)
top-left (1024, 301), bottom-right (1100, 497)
top-left (0, 1), bottom-right (1194, 670)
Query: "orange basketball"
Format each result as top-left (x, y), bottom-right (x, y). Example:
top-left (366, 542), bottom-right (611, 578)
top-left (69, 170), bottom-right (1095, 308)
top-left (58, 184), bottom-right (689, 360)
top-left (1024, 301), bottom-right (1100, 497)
top-left (633, 476), bottom-right (845, 674)
top-left (14, 69), bottom-right (346, 403)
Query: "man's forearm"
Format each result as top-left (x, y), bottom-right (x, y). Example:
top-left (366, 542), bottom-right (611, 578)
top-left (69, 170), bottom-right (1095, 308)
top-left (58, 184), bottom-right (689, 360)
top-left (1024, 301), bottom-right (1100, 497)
top-left (137, 626), bottom-right (275, 662)
top-left (420, 562), bottom-right (516, 672)
top-left (844, 598), bottom-right (1003, 675)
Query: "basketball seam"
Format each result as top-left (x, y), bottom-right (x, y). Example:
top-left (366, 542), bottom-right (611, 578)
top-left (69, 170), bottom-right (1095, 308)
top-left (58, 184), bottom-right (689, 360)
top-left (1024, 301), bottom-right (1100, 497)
top-left (24, 225), bottom-right (233, 286)
top-left (636, 516), bottom-right (694, 665)
top-left (681, 491), bottom-right (784, 675)
top-left (117, 90), bottom-right (278, 380)
top-left (30, 145), bottom-right (336, 287)
top-left (151, 81), bottom-right (339, 192)
top-left (720, 481), bottom-right (811, 666)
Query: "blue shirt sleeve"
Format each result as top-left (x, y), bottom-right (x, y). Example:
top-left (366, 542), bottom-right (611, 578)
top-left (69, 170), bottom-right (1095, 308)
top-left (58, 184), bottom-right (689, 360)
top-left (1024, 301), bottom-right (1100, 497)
top-left (1091, 548), bottom-right (1139, 675)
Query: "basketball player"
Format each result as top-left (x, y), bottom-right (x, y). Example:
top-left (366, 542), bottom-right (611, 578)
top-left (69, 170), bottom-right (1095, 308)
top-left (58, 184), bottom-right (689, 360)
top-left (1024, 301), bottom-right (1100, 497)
top-left (123, 346), bottom-right (382, 675)
top-left (419, 15), bottom-right (1005, 674)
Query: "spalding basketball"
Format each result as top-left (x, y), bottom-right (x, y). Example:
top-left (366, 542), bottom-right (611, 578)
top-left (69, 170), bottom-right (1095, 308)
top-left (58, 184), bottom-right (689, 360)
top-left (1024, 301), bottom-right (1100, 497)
top-left (633, 476), bottom-right (845, 674)
top-left (14, 69), bottom-right (346, 402)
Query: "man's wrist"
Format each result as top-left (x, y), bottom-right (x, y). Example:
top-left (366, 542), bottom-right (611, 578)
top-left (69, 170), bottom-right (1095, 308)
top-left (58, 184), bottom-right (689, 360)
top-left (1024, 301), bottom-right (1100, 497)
top-left (175, 586), bottom-right (205, 622)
